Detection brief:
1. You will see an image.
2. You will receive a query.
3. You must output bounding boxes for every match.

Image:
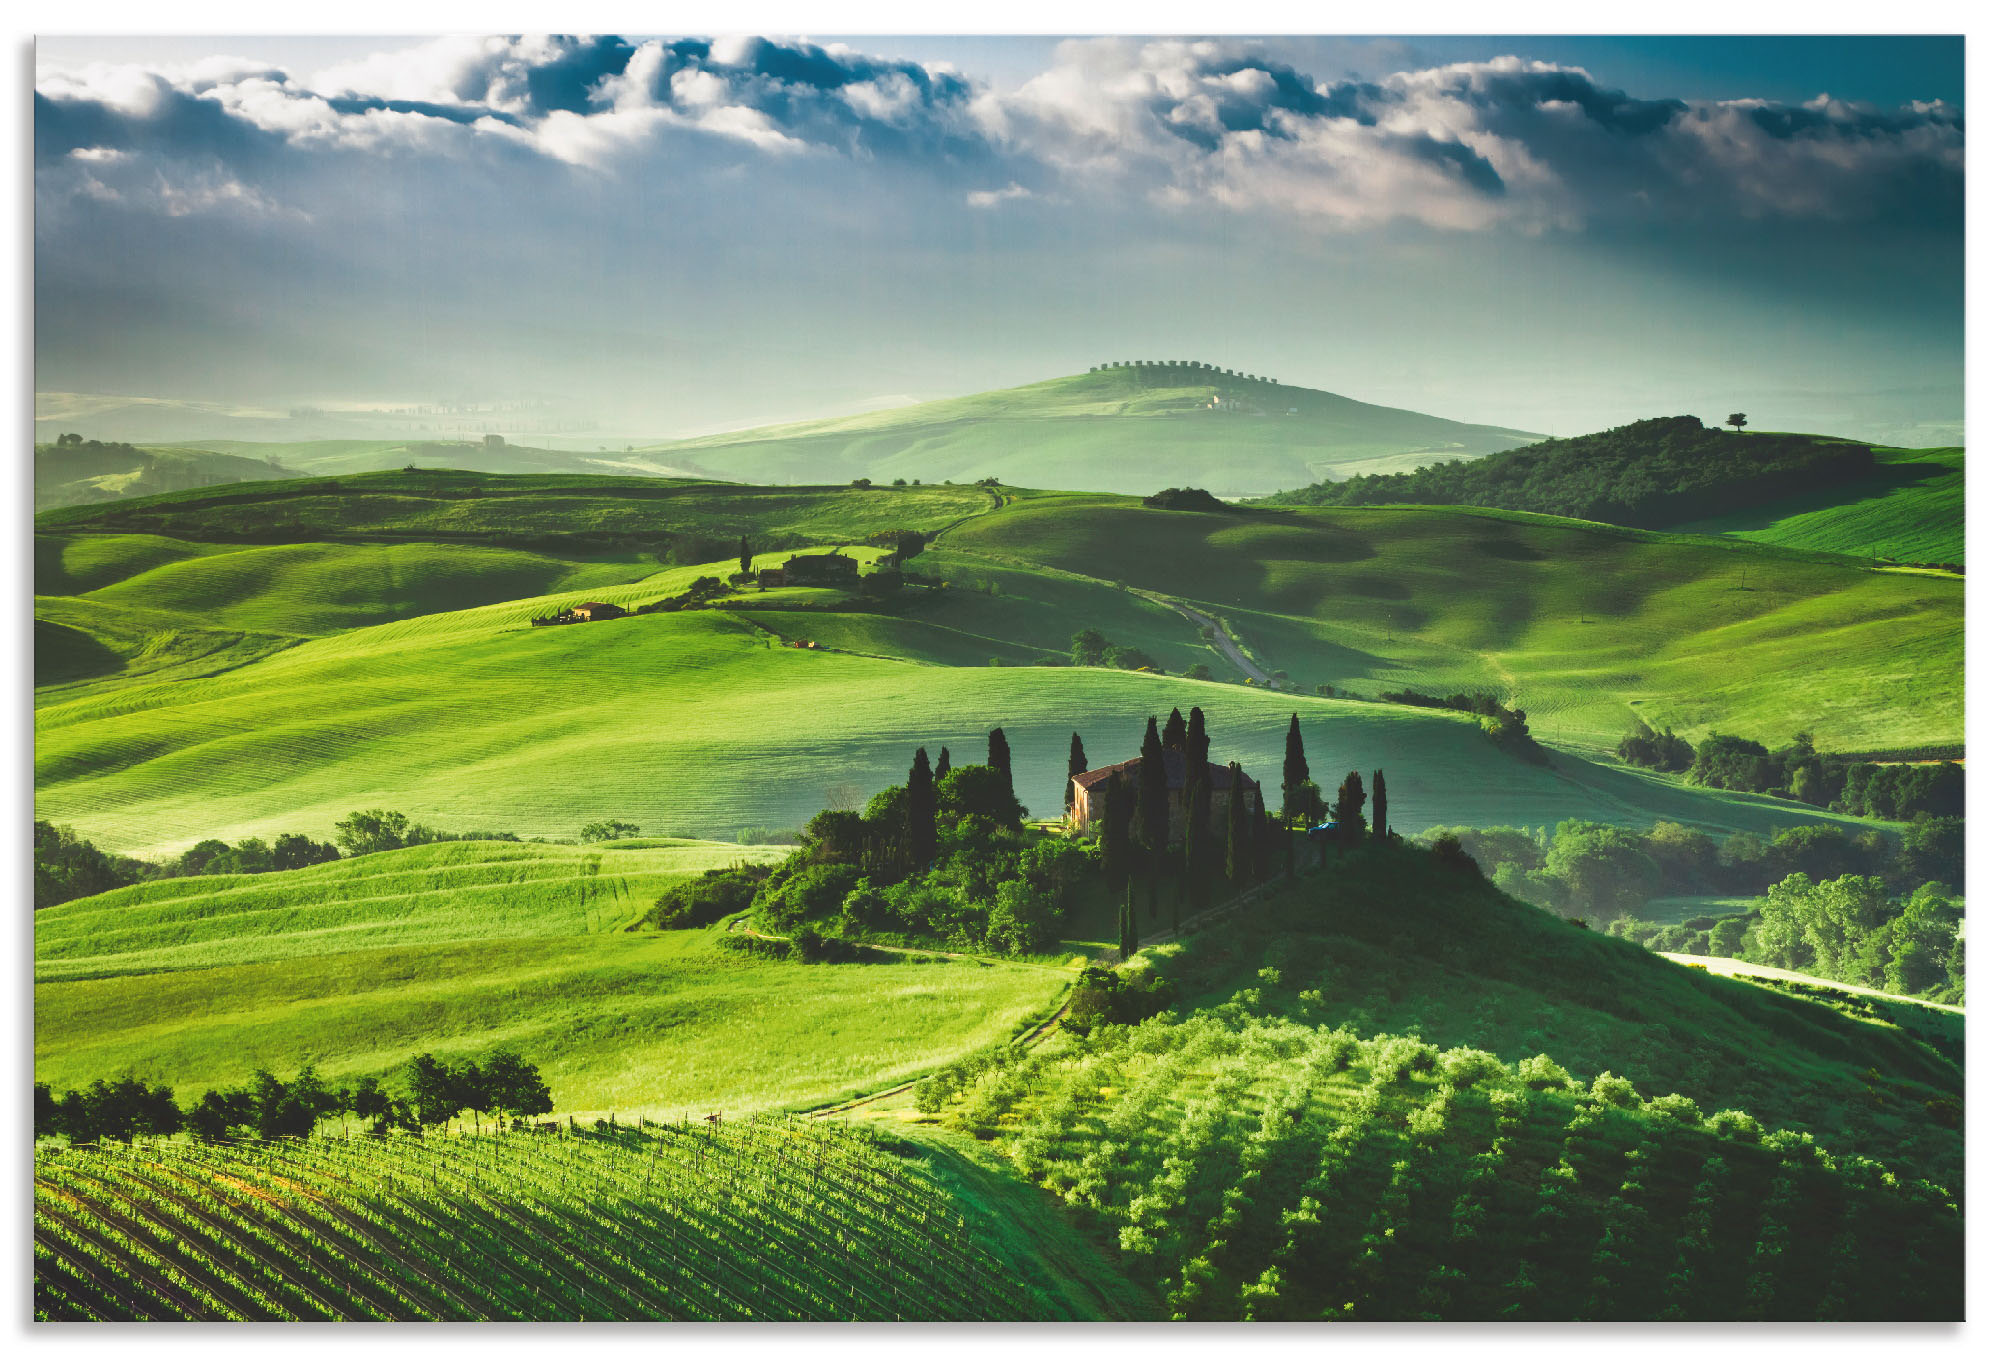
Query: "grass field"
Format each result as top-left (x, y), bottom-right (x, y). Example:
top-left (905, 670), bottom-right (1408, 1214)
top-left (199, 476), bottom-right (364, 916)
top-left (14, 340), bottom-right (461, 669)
top-left (34, 839), bottom-right (1070, 1117)
top-left (944, 495), bottom-right (1962, 752)
top-left (634, 367), bottom-right (1537, 497)
top-left (33, 839), bottom-right (791, 981)
top-left (34, 470), bottom-right (998, 546)
top-left (1673, 446), bottom-right (1963, 564)
top-left (34, 598), bottom-right (1872, 859)
top-left (34, 1115), bottom-right (1139, 1320)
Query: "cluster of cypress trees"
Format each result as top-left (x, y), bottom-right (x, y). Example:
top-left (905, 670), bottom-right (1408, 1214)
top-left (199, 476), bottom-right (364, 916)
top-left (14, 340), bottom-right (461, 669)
top-left (902, 728), bottom-right (1013, 874)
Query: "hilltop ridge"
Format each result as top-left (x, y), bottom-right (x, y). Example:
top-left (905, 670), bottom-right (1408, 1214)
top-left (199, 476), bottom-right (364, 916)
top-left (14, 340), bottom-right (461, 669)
top-left (630, 364), bottom-right (1540, 496)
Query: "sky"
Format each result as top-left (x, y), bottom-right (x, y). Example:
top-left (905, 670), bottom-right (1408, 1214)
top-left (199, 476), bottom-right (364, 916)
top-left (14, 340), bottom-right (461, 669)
top-left (32, 33), bottom-right (1966, 445)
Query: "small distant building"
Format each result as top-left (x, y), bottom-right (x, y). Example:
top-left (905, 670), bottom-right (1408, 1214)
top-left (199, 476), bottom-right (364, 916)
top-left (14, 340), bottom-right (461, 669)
top-left (570, 601), bottom-right (625, 621)
top-left (779, 552), bottom-right (860, 587)
top-left (484, 433), bottom-right (506, 451)
top-left (757, 567), bottom-right (788, 588)
top-left (1068, 753), bottom-right (1263, 844)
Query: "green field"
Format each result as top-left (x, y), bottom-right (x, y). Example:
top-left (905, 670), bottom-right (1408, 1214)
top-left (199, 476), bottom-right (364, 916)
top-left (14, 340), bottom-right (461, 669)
top-left (633, 367), bottom-right (1537, 497)
top-left (35, 1115), bottom-right (1142, 1320)
top-left (1673, 446), bottom-right (1964, 564)
top-left (34, 470), bottom-right (998, 545)
top-left (34, 443), bottom-right (300, 512)
top-left (34, 839), bottom-right (792, 980)
top-left (34, 842), bottom-right (1068, 1117)
top-left (34, 601), bottom-right (1871, 859)
top-left (943, 495), bottom-right (1962, 752)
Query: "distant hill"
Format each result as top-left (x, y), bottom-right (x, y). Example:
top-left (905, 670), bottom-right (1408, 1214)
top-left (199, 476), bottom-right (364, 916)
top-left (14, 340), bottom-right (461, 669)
top-left (34, 440), bottom-right (301, 512)
top-left (630, 364), bottom-right (1540, 496)
top-left (1261, 416), bottom-right (1887, 528)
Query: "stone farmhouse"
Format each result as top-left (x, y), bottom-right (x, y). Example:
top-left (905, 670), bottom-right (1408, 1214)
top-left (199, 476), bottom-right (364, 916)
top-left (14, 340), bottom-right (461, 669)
top-left (758, 552), bottom-right (860, 588)
top-left (1068, 753), bottom-right (1263, 844)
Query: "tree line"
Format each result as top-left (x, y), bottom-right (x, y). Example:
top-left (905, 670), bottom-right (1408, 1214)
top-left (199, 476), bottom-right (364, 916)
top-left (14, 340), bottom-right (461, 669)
top-left (35, 1052), bottom-right (553, 1146)
top-left (1430, 814), bottom-right (1962, 924)
top-left (1608, 873), bottom-right (1963, 1005)
top-left (1261, 415), bottom-right (1877, 528)
top-left (1620, 726), bottom-right (1963, 821)
top-left (33, 809), bottom-right (524, 910)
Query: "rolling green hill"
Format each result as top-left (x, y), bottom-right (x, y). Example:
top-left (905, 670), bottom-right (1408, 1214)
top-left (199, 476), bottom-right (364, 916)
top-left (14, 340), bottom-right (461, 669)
top-left (33, 838), bottom-right (792, 981)
top-left (1671, 445), bottom-right (1964, 564)
top-left (34, 602), bottom-right (1870, 861)
top-left (33, 838), bottom-right (1070, 1117)
top-left (34, 441), bottom-right (301, 512)
top-left (633, 366), bottom-right (1539, 497)
top-left (35, 469), bottom-right (998, 547)
top-left (942, 495), bottom-right (1962, 753)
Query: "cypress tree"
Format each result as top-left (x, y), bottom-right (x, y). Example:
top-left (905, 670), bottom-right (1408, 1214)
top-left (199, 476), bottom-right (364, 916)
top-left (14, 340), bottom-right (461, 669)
top-left (1185, 707), bottom-right (1211, 796)
top-left (1372, 769), bottom-right (1388, 842)
top-left (1119, 880), bottom-right (1136, 960)
top-left (738, 534), bottom-right (752, 578)
top-left (1066, 733), bottom-right (1087, 817)
top-left (1163, 707), bottom-right (1186, 750)
top-left (1101, 774), bottom-right (1132, 884)
top-left (1225, 762), bottom-right (1251, 885)
top-left (906, 748), bottom-right (936, 870)
top-left (935, 746), bottom-right (951, 778)
top-left (988, 728), bottom-right (1013, 802)
top-left (1335, 771), bottom-right (1367, 848)
top-left (1136, 717), bottom-right (1169, 860)
top-left (1283, 713), bottom-right (1310, 796)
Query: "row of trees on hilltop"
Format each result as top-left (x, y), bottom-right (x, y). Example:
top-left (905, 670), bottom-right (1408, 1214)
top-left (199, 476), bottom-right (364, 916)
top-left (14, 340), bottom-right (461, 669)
top-left (1620, 726), bottom-right (1964, 821)
top-left (35, 1052), bottom-right (554, 1146)
top-left (1261, 415), bottom-right (1876, 528)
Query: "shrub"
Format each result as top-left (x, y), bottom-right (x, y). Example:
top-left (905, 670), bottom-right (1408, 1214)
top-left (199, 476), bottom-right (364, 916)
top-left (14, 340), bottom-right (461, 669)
top-left (654, 865), bottom-right (768, 929)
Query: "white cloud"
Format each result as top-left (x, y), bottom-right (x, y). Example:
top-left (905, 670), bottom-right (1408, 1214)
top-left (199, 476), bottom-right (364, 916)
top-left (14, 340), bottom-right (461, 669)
top-left (33, 35), bottom-right (1962, 231)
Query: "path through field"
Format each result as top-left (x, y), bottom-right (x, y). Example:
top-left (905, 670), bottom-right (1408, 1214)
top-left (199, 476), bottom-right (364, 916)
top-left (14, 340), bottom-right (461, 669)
top-left (1658, 952), bottom-right (1963, 1014)
top-left (1131, 589), bottom-right (1275, 686)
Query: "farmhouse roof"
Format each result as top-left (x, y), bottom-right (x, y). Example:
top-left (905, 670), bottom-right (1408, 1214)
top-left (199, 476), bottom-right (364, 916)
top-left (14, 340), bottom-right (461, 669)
top-left (1072, 752), bottom-right (1249, 792)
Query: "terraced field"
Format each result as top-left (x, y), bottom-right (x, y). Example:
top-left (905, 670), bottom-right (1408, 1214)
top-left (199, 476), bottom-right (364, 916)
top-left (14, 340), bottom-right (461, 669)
top-left (34, 1115), bottom-right (1132, 1320)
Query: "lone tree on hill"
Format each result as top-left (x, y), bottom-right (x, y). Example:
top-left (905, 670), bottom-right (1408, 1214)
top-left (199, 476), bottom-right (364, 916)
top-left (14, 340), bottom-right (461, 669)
top-left (1066, 733), bottom-right (1087, 815)
top-left (1225, 763), bottom-right (1253, 885)
top-left (1372, 770), bottom-right (1389, 841)
top-left (988, 728), bottom-right (1013, 803)
top-left (1726, 413), bottom-right (1748, 433)
top-left (1283, 713), bottom-right (1311, 796)
top-left (1335, 771), bottom-right (1367, 847)
top-left (1164, 707), bottom-right (1186, 750)
top-left (738, 534), bottom-right (752, 577)
top-left (935, 746), bottom-right (951, 778)
top-left (906, 748), bottom-right (937, 870)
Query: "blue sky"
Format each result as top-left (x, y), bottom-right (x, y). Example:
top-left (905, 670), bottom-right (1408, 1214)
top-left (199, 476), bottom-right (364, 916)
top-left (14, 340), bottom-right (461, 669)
top-left (33, 33), bottom-right (1964, 445)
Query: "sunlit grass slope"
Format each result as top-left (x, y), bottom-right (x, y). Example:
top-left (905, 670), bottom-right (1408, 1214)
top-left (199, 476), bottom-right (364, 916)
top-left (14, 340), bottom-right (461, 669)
top-left (945, 495), bottom-right (1962, 752)
top-left (34, 839), bottom-right (790, 981)
top-left (36, 925), bottom-right (1068, 1118)
top-left (1672, 446), bottom-right (1964, 564)
top-left (636, 368), bottom-right (1537, 496)
top-left (34, 601), bottom-right (1866, 859)
top-left (34, 470), bottom-right (997, 544)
